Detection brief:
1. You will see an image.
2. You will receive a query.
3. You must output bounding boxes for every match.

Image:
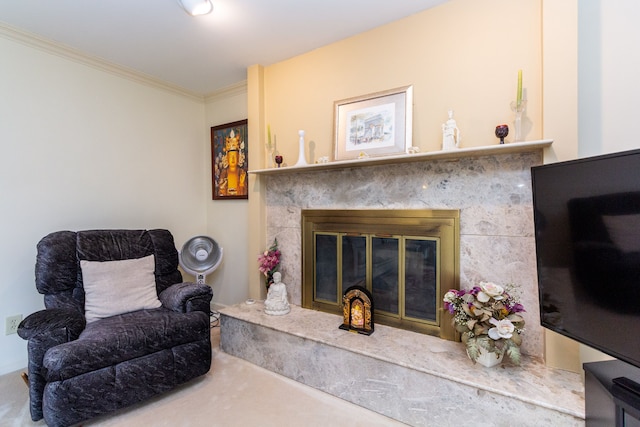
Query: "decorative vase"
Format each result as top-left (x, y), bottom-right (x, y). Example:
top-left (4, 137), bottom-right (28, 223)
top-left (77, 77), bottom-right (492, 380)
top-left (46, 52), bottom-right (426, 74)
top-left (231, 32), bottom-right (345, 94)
top-left (509, 100), bottom-right (527, 142)
top-left (266, 145), bottom-right (275, 168)
top-left (295, 130), bottom-right (307, 167)
top-left (469, 346), bottom-right (504, 368)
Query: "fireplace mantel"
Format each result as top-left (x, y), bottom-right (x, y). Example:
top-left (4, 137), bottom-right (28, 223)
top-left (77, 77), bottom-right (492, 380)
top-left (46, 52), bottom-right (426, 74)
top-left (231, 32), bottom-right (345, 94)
top-left (250, 139), bottom-right (552, 175)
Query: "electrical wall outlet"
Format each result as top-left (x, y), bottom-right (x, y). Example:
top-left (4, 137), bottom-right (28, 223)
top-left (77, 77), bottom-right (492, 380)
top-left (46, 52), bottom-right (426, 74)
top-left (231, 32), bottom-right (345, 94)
top-left (5, 314), bottom-right (23, 335)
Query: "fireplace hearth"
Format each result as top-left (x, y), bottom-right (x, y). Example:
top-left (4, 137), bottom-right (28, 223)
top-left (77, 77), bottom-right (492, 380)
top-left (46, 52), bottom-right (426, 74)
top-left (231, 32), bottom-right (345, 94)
top-left (219, 303), bottom-right (585, 426)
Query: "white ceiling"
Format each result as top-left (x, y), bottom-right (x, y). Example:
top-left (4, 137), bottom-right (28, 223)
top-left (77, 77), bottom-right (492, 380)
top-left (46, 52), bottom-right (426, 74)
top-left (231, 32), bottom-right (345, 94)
top-left (0, 0), bottom-right (447, 96)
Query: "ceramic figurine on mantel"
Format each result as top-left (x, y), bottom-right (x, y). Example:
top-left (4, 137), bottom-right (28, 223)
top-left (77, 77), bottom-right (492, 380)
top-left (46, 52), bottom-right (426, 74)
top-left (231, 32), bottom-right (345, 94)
top-left (441, 109), bottom-right (461, 151)
top-left (295, 130), bottom-right (308, 167)
top-left (264, 272), bottom-right (290, 316)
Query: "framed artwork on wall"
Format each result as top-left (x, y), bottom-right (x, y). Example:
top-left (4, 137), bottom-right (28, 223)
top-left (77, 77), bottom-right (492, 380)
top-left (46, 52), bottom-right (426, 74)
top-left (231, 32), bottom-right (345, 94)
top-left (212, 119), bottom-right (248, 200)
top-left (333, 86), bottom-right (413, 161)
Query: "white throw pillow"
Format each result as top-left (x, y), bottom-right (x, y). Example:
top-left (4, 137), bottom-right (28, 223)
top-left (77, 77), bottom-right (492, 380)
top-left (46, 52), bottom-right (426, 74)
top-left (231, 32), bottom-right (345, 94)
top-left (81, 255), bottom-right (161, 323)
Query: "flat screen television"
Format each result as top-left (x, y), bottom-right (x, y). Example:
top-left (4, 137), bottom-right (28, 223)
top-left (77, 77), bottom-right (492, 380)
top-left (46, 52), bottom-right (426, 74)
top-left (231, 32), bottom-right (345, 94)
top-left (532, 148), bottom-right (640, 370)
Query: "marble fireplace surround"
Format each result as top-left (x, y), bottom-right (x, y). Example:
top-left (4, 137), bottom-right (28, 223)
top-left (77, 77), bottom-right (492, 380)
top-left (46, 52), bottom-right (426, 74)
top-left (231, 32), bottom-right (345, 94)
top-left (221, 141), bottom-right (585, 425)
top-left (260, 140), bottom-right (553, 359)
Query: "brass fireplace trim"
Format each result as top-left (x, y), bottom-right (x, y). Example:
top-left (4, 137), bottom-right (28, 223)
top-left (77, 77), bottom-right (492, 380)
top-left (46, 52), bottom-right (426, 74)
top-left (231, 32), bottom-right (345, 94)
top-left (301, 209), bottom-right (460, 341)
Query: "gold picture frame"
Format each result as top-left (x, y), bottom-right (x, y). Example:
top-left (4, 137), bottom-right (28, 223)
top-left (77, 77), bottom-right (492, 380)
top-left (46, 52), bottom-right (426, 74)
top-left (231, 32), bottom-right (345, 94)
top-left (211, 119), bottom-right (248, 200)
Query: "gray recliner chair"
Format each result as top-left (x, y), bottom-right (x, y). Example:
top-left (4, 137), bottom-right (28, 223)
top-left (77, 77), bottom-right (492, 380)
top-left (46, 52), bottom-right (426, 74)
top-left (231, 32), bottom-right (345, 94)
top-left (18, 229), bottom-right (213, 427)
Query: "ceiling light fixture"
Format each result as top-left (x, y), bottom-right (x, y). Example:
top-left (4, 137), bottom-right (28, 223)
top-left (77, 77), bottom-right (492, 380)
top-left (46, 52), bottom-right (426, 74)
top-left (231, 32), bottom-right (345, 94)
top-left (178, 0), bottom-right (213, 16)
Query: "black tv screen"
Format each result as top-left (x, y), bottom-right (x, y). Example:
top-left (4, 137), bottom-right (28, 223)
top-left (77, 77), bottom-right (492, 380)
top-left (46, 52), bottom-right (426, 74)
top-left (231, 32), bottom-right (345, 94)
top-left (532, 148), bottom-right (640, 369)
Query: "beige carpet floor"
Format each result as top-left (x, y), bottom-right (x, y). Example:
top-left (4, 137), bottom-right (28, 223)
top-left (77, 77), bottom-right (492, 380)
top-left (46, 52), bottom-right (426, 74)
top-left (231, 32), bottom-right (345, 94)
top-left (0, 324), bottom-right (406, 427)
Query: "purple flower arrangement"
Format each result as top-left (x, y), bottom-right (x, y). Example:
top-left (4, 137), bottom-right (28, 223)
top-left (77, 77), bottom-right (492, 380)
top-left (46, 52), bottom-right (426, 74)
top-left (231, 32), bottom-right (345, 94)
top-left (443, 282), bottom-right (526, 365)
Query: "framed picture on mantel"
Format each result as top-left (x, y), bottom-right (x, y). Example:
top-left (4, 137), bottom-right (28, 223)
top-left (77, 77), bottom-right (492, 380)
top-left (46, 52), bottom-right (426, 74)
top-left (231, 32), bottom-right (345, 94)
top-left (211, 119), bottom-right (248, 200)
top-left (333, 85), bottom-right (413, 161)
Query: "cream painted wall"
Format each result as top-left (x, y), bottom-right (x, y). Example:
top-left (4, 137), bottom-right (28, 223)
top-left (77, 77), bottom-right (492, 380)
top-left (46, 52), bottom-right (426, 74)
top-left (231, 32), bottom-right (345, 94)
top-left (262, 0), bottom-right (542, 165)
top-left (0, 37), bottom-right (208, 374)
top-left (541, 0), bottom-right (581, 372)
top-left (247, 65), bottom-right (268, 301)
top-left (579, 0), bottom-right (640, 156)
top-left (204, 86), bottom-right (251, 309)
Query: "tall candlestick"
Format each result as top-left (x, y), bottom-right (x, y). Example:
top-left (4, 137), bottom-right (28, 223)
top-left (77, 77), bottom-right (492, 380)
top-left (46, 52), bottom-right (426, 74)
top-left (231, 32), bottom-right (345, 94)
top-left (517, 70), bottom-right (523, 108)
top-left (267, 125), bottom-right (272, 149)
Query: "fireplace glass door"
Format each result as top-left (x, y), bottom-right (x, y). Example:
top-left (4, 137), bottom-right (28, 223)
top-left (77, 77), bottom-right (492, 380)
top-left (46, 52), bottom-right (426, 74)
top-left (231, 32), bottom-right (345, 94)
top-left (315, 233), bottom-right (339, 303)
top-left (404, 238), bottom-right (438, 321)
top-left (314, 232), bottom-right (439, 328)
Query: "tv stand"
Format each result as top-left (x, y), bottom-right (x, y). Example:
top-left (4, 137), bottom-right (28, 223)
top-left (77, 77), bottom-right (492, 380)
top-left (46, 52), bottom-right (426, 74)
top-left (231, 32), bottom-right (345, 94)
top-left (584, 360), bottom-right (640, 426)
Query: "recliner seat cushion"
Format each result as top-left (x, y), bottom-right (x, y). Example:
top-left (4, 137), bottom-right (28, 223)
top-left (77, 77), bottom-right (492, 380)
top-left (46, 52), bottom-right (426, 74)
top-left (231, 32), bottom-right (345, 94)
top-left (43, 308), bottom-right (209, 382)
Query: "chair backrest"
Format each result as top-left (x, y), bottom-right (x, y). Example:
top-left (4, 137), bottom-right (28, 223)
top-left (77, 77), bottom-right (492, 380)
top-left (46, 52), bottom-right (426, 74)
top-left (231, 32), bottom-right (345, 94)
top-left (35, 229), bottom-right (183, 311)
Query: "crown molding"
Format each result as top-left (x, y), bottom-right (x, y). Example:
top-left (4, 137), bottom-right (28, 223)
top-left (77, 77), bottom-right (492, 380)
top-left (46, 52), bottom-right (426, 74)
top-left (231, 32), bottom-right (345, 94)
top-left (0, 22), bottom-right (205, 102)
top-left (204, 80), bottom-right (247, 102)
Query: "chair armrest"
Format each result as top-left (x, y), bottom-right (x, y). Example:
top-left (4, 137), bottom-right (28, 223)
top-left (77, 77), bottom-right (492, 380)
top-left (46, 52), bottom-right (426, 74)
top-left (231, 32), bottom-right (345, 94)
top-left (159, 282), bottom-right (213, 314)
top-left (18, 308), bottom-right (86, 341)
top-left (17, 308), bottom-right (86, 422)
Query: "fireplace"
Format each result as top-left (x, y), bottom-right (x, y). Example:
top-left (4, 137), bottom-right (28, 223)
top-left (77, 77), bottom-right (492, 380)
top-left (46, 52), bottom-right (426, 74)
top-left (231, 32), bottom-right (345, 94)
top-left (261, 144), bottom-right (549, 359)
top-left (301, 209), bottom-right (459, 340)
top-left (222, 142), bottom-right (585, 426)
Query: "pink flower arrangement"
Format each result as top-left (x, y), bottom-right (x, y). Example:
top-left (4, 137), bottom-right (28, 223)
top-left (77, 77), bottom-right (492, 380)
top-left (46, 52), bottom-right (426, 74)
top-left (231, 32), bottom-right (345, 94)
top-left (257, 239), bottom-right (281, 289)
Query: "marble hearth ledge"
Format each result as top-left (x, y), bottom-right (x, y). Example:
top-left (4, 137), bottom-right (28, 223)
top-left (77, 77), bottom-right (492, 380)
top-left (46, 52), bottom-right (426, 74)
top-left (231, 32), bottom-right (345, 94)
top-left (250, 139), bottom-right (552, 175)
top-left (220, 303), bottom-right (584, 426)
